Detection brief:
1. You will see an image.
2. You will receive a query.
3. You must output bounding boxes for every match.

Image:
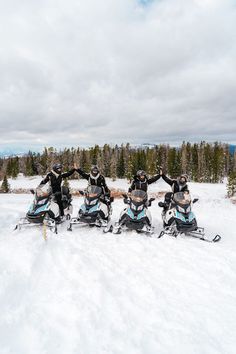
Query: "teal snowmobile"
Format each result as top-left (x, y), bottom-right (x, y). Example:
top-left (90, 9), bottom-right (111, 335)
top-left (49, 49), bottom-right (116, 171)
top-left (113, 190), bottom-right (155, 235)
top-left (15, 185), bottom-right (72, 234)
top-left (68, 185), bottom-right (113, 232)
top-left (158, 191), bottom-right (221, 243)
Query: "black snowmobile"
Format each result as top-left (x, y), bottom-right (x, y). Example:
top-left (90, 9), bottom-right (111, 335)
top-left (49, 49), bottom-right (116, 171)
top-left (68, 185), bottom-right (113, 232)
top-left (113, 190), bottom-right (155, 235)
top-left (15, 185), bottom-right (73, 234)
top-left (158, 191), bottom-right (221, 242)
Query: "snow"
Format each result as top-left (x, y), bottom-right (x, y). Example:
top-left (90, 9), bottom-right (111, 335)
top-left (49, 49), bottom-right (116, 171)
top-left (0, 178), bottom-right (236, 354)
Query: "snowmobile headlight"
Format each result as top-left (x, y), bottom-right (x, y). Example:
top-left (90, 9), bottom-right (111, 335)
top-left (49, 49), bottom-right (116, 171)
top-left (177, 206), bottom-right (186, 213)
top-left (37, 198), bottom-right (47, 206)
top-left (186, 206), bottom-right (191, 213)
top-left (131, 202), bottom-right (136, 210)
top-left (88, 199), bottom-right (97, 206)
top-left (137, 205), bottom-right (144, 211)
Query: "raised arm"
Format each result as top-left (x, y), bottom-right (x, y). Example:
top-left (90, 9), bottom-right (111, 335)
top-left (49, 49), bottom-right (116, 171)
top-left (40, 173), bottom-right (50, 185)
top-left (162, 174), bottom-right (174, 187)
top-left (128, 179), bottom-right (135, 193)
top-left (147, 174), bottom-right (161, 185)
top-left (76, 168), bottom-right (90, 180)
top-left (61, 168), bottom-right (76, 179)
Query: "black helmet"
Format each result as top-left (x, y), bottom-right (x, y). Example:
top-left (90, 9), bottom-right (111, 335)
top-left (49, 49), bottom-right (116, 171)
top-left (52, 163), bottom-right (62, 174)
top-left (178, 174), bottom-right (187, 186)
top-left (136, 170), bottom-right (146, 181)
top-left (90, 165), bottom-right (100, 178)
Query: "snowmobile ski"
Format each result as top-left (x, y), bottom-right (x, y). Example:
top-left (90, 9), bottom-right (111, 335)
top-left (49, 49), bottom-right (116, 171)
top-left (158, 228), bottom-right (221, 243)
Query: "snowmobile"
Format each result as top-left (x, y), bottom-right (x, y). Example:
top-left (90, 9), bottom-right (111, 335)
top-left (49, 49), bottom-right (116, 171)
top-left (112, 190), bottom-right (155, 235)
top-left (158, 191), bottom-right (221, 243)
top-left (15, 184), bottom-right (73, 234)
top-left (67, 185), bottom-right (113, 232)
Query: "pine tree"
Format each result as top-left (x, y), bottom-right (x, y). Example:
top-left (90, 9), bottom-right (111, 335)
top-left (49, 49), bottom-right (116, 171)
top-left (12, 157), bottom-right (19, 178)
top-left (117, 146), bottom-right (125, 178)
top-left (191, 144), bottom-right (199, 181)
top-left (62, 178), bottom-right (70, 188)
top-left (102, 144), bottom-right (111, 177)
top-left (181, 142), bottom-right (188, 175)
top-left (80, 149), bottom-right (91, 172)
top-left (227, 171), bottom-right (236, 197)
top-left (146, 148), bottom-right (156, 176)
top-left (167, 148), bottom-right (181, 178)
top-left (185, 142), bottom-right (192, 180)
top-left (1, 175), bottom-right (10, 193)
top-left (125, 154), bottom-right (133, 181)
top-left (110, 150), bottom-right (117, 181)
top-left (25, 151), bottom-right (37, 176)
top-left (203, 143), bottom-right (212, 182)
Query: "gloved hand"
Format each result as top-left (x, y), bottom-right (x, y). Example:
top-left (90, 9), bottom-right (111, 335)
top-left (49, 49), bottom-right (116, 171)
top-left (123, 197), bottom-right (129, 204)
top-left (104, 194), bottom-right (110, 203)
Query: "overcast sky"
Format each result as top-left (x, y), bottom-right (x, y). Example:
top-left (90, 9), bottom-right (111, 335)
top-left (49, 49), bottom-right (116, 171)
top-left (0, 0), bottom-right (236, 152)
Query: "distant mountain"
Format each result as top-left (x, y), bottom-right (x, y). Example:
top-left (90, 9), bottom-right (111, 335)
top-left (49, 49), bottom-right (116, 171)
top-left (0, 149), bottom-right (25, 158)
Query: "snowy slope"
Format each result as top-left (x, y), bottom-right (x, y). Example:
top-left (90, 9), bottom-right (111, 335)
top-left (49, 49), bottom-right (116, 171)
top-left (0, 180), bottom-right (236, 354)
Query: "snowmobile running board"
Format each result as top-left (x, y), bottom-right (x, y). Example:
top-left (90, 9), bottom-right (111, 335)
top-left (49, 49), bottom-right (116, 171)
top-left (112, 222), bottom-right (155, 237)
top-left (14, 217), bottom-right (58, 234)
top-left (158, 229), bottom-right (221, 243)
top-left (67, 217), bottom-right (113, 233)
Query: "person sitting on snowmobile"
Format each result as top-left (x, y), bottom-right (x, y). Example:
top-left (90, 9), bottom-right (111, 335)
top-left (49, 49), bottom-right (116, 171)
top-left (128, 169), bottom-right (161, 193)
top-left (40, 163), bottom-right (75, 219)
top-left (160, 169), bottom-right (189, 211)
top-left (75, 164), bottom-right (112, 219)
top-left (118, 169), bottom-right (160, 227)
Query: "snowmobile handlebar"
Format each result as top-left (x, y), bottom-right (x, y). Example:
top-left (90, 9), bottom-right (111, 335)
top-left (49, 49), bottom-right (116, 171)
top-left (109, 196), bottom-right (114, 203)
top-left (148, 197), bottom-right (155, 206)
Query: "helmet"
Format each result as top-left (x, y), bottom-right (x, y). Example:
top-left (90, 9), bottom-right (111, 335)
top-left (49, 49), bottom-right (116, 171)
top-left (90, 165), bottom-right (100, 178)
top-left (178, 174), bottom-right (187, 186)
top-left (52, 163), bottom-right (62, 174)
top-left (136, 170), bottom-right (146, 181)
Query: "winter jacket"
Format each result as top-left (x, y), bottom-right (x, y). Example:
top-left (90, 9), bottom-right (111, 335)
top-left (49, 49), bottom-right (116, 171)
top-left (128, 174), bottom-right (161, 193)
top-left (162, 174), bottom-right (189, 194)
top-left (76, 168), bottom-right (110, 195)
top-left (40, 169), bottom-right (76, 193)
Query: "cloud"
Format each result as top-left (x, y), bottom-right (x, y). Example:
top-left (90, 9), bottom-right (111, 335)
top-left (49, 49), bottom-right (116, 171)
top-left (0, 0), bottom-right (236, 150)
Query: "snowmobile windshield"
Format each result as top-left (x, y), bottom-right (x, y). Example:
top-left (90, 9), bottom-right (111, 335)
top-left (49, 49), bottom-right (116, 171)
top-left (130, 190), bottom-right (147, 203)
top-left (173, 192), bottom-right (191, 206)
top-left (36, 185), bottom-right (52, 199)
top-left (86, 186), bottom-right (102, 199)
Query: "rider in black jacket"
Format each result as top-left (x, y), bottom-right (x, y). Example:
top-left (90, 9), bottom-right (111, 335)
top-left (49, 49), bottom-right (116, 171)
top-left (128, 170), bottom-right (161, 193)
top-left (162, 173), bottom-right (189, 193)
top-left (75, 165), bottom-right (111, 220)
top-left (75, 165), bottom-right (110, 196)
top-left (161, 171), bottom-right (189, 209)
top-left (40, 163), bottom-right (75, 217)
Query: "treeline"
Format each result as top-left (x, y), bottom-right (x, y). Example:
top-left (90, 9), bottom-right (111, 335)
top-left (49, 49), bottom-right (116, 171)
top-left (0, 142), bottom-right (236, 183)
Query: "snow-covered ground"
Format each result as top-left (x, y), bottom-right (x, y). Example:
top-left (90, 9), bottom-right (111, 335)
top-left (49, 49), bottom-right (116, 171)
top-left (0, 178), bottom-right (236, 354)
